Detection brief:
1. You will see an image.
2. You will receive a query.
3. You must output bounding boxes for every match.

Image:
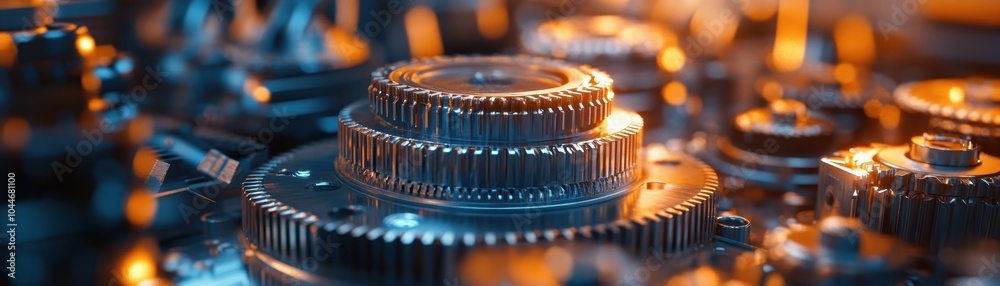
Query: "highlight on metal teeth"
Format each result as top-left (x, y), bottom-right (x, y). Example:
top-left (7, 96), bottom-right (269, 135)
top-left (368, 55), bottom-right (615, 141)
top-left (826, 147), bottom-right (1000, 252)
top-left (240, 139), bottom-right (720, 285)
top-left (337, 106), bottom-right (644, 204)
top-left (520, 15), bottom-right (672, 61)
top-left (894, 79), bottom-right (1000, 126)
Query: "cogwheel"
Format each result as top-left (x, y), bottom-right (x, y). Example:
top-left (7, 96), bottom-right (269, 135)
top-left (818, 133), bottom-right (1000, 254)
top-left (895, 78), bottom-right (1000, 155)
top-left (241, 139), bottom-right (719, 285)
top-left (368, 55), bottom-right (614, 141)
top-left (337, 101), bottom-right (644, 204)
top-left (520, 15), bottom-right (672, 62)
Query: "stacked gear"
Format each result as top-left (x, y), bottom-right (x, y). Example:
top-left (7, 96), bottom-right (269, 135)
top-left (241, 55), bottom-right (720, 285)
top-left (895, 78), bottom-right (1000, 156)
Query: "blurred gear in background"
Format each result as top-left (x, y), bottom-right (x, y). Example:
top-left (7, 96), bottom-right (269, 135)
top-left (1, 0), bottom-right (1000, 285)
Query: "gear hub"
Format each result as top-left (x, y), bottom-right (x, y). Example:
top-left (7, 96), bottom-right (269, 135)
top-left (241, 55), bottom-right (719, 285)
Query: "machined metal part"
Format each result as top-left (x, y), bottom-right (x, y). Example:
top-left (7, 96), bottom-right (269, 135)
top-left (702, 99), bottom-right (837, 192)
top-left (818, 133), bottom-right (1000, 254)
top-left (716, 216), bottom-right (751, 245)
top-left (895, 78), bottom-right (1000, 156)
top-left (765, 216), bottom-right (914, 285)
top-left (241, 55), bottom-right (720, 285)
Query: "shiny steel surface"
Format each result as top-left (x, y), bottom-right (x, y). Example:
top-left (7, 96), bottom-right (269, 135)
top-left (896, 78), bottom-right (1000, 155)
top-left (818, 134), bottom-right (1000, 253)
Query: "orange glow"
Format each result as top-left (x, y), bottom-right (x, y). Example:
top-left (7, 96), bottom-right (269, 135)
top-left (771, 0), bottom-right (809, 72)
top-left (127, 115), bottom-right (154, 144)
top-left (125, 189), bottom-right (157, 228)
top-left (834, 14), bottom-right (875, 66)
top-left (589, 15), bottom-right (626, 37)
top-left (325, 27), bottom-right (370, 67)
top-left (666, 266), bottom-right (721, 286)
top-left (336, 0), bottom-right (359, 32)
top-left (690, 2), bottom-right (739, 52)
top-left (658, 46), bottom-right (686, 73)
top-left (923, 0), bottom-right (1000, 27)
top-left (543, 247), bottom-right (573, 280)
top-left (879, 104), bottom-right (901, 129)
top-left (761, 79), bottom-right (784, 101)
top-left (1, 117), bottom-right (31, 151)
top-left (252, 86), bottom-right (271, 103)
top-left (833, 63), bottom-right (858, 84)
top-left (949, 86), bottom-right (965, 103)
top-left (404, 6), bottom-right (444, 58)
top-left (744, 0), bottom-right (779, 21)
top-left (132, 148), bottom-right (157, 179)
top-left (0, 33), bottom-right (15, 68)
top-left (76, 34), bottom-right (95, 56)
top-left (476, 0), bottom-right (508, 40)
top-left (82, 71), bottom-right (101, 93)
top-left (121, 239), bottom-right (159, 284)
top-left (507, 248), bottom-right (558, 285)
top-left (87, 97), bottom-right (108, 111)
top-left (662, 81), bottom-right (688, 106)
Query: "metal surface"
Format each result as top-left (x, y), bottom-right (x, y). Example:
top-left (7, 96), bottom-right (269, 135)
top-left (896, 78), bottom-right (1000, 156)
top-left (818, 134), bottom-right (1000, 254)
top-left (765, 216), bottom-right (914, 285)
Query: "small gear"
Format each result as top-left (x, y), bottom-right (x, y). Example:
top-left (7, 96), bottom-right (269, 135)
top-left (818, 133), bottom-right (1000, 254)
top-left (369, 55), bottom-right (614, 141)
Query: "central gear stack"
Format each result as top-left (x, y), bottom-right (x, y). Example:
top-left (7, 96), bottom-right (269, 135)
top-left (241, 55), bottom-right (720, 285)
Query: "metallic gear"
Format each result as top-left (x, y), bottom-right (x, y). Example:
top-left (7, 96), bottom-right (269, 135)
top-left (702, 99), bottom-right (837, 191)
top-left (241, 55), bottom-right (720, 285)
top-left (765, 216), bottom-right (914, 285)
top-left (818, 133), bottom-right (1000, 254)
top-left (368, 55), bottom-right (614, 141)
top-left (895, 78), bottom-right (1000, 155)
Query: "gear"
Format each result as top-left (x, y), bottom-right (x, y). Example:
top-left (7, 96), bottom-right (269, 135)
top-left (895, 78), bottom-right (1000, 155)
top-left (242, 139), bottom-right (718, 285)
top-left (369, 55), bottom-right (614, 141)
top-left (337, 102), bottom-right (644, 204)
top-left (818, 133), bottom-right (1000, 254)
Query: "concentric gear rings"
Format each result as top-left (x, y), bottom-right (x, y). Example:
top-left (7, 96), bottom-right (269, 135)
top-left (337, 101), bottom-right (644, 205)
top-left (895, 78), bottom-right (1000, 155)
top-left (242, 139), bottom-right (719, 285)
top-left (369, 55), bottom-right (615, 141)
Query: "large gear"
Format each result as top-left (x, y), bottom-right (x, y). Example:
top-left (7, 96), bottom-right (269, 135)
top-left (818, 133), bottom-right (1000, 254)
top-left (895, 78), bottom-right (1000, 155)
top-left (240, 55), bottom-right (720, 285)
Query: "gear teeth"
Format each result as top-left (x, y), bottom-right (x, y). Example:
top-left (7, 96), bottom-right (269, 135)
top-left (368, 55), bottom-right (615, 141)
top-left (241, 139), bottom-right (719, 285)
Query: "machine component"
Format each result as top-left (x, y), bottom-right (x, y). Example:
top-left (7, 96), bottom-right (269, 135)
top-left (818, 133), bottom-right (1000, 254)
top-left (241, 55), bottom-right (719, 284)
top-left (716, 215), bottom-right (751, 245)
top-left (520, 15), bottom-right (677, 133)
top-left (895, 78), bottom-right (1000, 156)
top-left (703, 99), bottom-right (836, 191)
top-left (766, 216), bottom-right (913, 285)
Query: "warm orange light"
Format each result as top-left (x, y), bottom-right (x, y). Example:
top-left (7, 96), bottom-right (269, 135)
top-left (1, 117), bottom-right (31, 151)
top-left (131, 148), bottom-right (157, 180)
top-left (252, 86), bottom-right (271, 103)
top-left (0, 33), bottom-right (15, 68)
top-left (923, 0), bottom-right (1000, 27)
top-left (87, 97), bottom-right (108, 111)
top-left (879, 104), bottom-right (901, 129)
top-left (335, 0), bottom-right (359, 32)
top-left (125, 189), bottom-right (157, 228)
top-left (833, 63), bottom-right (858, 84)
top-left (771, 0), bottom-right (809, 72)
top-left (657, 46), bottom-right (686, 73)
top-left (325, 27), bottom-right (370, 67)
top-left (121, 239), bottom-right (159, 284)
top-left (690, 2), bottom-right (739, 52)
top-left (744, 0), bottom-right (779, 21)
top-left (476, 0), bottom-right (508, 40)
top-left (761, 80), bottom-right (784, 101)
top-left (404, 6), bottom-right (444, 58)
top-left (76, 34), bottom-right (95, 56)
top-left (543, 246), bottom-right (573, 280)
top-left (949, 86), bottom-right (965, 103)
top-left (834, 14), bottom-right (875, 66)
top-left (662, 81), bottom-right (688, 106)
top-left (127, 115), bottom-right (154, 144)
